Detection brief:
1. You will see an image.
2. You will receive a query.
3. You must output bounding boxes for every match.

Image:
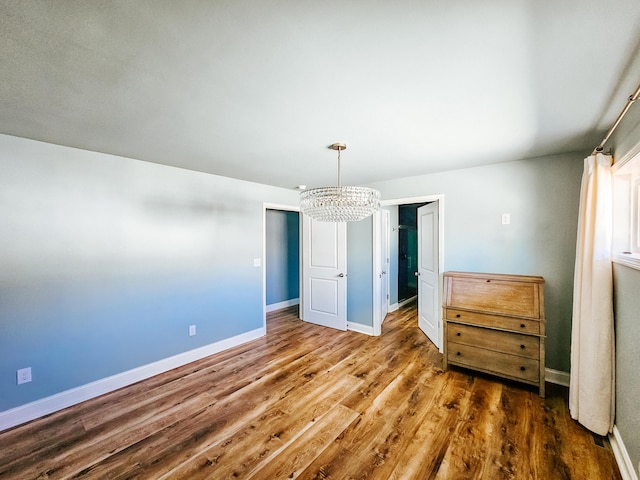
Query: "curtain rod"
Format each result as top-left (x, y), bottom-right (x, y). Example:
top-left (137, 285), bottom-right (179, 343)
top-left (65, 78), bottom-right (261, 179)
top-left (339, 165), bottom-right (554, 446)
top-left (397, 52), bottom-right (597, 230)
top-left (592, 82), bottom-right (640, 155)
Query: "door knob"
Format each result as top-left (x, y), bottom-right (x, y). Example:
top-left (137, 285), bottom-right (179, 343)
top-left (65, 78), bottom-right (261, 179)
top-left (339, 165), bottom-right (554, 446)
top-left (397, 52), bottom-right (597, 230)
top-left (414, 271), bottom-right (420, 276)
top-left (338, 273), bottom-right (346, 277)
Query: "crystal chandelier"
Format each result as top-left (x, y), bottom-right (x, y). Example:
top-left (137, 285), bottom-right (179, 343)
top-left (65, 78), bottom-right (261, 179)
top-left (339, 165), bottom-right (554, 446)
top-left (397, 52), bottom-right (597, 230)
top-left (299, 143), bottom-right (381, 222)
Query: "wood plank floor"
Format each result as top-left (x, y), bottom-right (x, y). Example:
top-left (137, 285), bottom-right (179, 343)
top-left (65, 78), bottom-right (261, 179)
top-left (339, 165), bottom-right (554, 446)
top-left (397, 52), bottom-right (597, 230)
top-left (0, 303), bottom-right (621, 479)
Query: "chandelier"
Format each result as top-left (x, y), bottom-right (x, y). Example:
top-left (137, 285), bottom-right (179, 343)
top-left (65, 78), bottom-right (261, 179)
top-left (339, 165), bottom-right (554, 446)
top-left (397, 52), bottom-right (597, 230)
top-left (299, 143), bottom-right (381, 222)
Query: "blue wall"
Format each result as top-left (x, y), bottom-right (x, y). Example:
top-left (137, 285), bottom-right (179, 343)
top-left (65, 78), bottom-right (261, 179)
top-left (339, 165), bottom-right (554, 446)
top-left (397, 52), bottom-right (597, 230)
top-left (0, 134), bottom-right (299, 411)
top-left (0, 134), bottom-right (587, 420)
top-left (265, 209), bottom-right (299, 305)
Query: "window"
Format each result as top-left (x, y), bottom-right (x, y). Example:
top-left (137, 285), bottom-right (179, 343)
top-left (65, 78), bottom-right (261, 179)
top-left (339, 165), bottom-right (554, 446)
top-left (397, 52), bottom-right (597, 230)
top-left (633, 179), bottom-right (640, 253)
top-left (613, 148), bottom-right (640, 270)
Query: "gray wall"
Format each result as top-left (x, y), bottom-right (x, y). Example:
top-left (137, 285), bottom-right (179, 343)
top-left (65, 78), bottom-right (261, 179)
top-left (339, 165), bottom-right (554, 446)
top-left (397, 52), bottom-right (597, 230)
top-left (611, 103), bottom-right (640, 473)
top-left (265, 210), bottom-right (299, 306)
top-left (612, 264), bottom-right (640, 472)
top-left (0, 134), bottom-right (299, 411)
top-left (370, 153), bottom-right (584, 372)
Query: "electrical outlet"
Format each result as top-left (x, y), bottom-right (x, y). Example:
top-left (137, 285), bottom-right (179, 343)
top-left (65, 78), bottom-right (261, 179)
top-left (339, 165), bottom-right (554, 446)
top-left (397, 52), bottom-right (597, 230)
top-left (189, 325), bottom-right (196, 336)
top-left (17, 367), bottom-right (32, 385)
top-left (253, 258), bottom-right (261, 267)
top-left (501, 213), bottom-right (511, 225)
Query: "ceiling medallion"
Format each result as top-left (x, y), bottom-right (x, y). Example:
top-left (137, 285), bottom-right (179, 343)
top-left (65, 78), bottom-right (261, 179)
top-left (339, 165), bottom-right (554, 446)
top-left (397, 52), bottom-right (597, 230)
top-left (299, 143), bottom-right (381, 222)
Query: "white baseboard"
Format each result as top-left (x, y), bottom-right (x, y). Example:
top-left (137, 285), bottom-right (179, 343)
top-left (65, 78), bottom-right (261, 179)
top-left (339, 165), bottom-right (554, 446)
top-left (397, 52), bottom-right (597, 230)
top-left (398, 295), bottom-right (417, 308)
top-left (0, 327), bottom-right (266, 432)
top-left (610, 425), bottom-right (638, 480)
top-left (545, 368), bottom-right (570, 387)
top-left (387, 296), bottom-right (417, 314)
top-left (266, 298), bottom-right (300, 312)
top-left (347, 322), bottom-right (375, 336)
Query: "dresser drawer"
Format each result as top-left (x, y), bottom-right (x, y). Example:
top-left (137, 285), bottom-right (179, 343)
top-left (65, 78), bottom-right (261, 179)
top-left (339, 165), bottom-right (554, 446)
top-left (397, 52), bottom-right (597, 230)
top-left (447, 323), bottom-right (540, 359)
top-left (447, 343), bottom-right (540, 384)
top-left (445, 308), bottom-right (540, 335)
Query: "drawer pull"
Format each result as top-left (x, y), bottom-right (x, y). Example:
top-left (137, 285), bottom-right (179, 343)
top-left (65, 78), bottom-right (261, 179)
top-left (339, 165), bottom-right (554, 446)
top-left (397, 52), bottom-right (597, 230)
top-left (456, 332), bottom-right (461, 336)
top-left (520, 344), bottom-right (525, 349)
top-left (456, 314), bottom-right (461, 318)
top-left (456, 352), bottom-right (461, 356)
top-left (520, 324), bottom-right (526, 328)
top-left (520, 366), bottom-right (526, 371)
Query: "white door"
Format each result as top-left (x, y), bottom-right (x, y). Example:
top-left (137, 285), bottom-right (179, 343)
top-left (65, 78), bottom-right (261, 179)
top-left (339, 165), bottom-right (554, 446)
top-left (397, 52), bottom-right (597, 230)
top-left (301, 215), bottom-right (347, 330)
top-left (417, 203), bottom-right (440, 348)
top-left (380, 209), bottom-right (390, 323)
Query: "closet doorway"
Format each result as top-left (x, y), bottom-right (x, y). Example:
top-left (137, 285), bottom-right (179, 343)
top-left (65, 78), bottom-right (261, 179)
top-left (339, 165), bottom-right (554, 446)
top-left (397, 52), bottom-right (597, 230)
top-left (398, 203), bottom-right (423, 304)
top-left (263, 204), bottom-right (300, 331)
top-left (377, 195), bottom-right (444, 351)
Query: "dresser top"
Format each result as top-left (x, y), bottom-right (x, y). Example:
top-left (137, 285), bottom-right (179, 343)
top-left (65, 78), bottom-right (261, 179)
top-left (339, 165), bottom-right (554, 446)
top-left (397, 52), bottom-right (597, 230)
top-left (443, 271), bottom-right (545, 284)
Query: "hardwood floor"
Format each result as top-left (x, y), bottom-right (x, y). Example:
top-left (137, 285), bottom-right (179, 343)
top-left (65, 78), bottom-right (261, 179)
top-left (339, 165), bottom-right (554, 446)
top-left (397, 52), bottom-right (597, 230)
top-left (0, 303), bottom-right (621, 479)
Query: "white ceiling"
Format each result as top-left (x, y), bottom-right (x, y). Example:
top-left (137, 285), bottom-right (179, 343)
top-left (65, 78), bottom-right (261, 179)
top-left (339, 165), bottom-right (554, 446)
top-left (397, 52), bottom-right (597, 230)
top-left (1, 1), bottom-right (639, 189)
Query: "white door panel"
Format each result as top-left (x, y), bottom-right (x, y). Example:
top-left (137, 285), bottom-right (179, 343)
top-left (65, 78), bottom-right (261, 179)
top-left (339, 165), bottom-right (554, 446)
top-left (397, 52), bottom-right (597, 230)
top-left (310, 221), bottom-right (339, 267)
top-left (421, 215), bottom-right (435, 272)
top-left (309, 278), bottom-right (339, 315)
top-left (418, 203), bottom-right (440, 348)
top-left (302, 215), bottom-right (347, 330)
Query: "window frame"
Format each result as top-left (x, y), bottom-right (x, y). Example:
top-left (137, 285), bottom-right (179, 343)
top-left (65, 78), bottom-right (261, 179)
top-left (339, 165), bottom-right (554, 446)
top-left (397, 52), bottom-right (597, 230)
top-left (613, 145), bottom-right (640, 270)
top-left (633, 178), bottom-right (640, 254)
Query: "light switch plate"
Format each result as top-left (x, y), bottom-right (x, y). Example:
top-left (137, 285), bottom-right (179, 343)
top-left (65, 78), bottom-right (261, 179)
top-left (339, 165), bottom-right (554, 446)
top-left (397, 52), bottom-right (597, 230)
top-left (17, 367), bottom-right (32, 385)
top-left (253, 258), bottom-right (261, 267)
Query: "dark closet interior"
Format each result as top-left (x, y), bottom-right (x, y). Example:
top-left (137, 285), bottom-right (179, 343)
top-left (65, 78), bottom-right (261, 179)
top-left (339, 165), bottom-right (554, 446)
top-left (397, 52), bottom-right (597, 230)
top-left (397, 202), bottom-right (428, 303)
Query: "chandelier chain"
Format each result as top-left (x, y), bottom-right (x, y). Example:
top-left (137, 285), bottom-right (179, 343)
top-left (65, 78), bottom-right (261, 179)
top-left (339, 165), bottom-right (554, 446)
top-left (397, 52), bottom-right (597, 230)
top-left (337, 147), bottom-right (341, 187)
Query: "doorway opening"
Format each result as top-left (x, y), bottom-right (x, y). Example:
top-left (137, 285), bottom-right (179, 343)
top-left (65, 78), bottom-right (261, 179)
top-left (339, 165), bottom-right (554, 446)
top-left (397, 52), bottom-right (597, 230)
top-left (377, 195), bottom-right (444, 351)
top-left (263, 204), bottom-right (300, 331)
top-left (398, 202), bottom-right (429, 304)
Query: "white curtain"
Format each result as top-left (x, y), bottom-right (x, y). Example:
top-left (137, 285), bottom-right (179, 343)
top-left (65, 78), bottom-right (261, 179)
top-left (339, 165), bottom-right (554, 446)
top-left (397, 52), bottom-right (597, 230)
top-left (569, 153), bottom-right (614, 436)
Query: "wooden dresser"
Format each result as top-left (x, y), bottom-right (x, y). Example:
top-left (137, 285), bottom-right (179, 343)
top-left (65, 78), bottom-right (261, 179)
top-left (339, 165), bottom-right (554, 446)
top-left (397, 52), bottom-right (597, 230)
top-left (443, 271), bottom-right (545, 397)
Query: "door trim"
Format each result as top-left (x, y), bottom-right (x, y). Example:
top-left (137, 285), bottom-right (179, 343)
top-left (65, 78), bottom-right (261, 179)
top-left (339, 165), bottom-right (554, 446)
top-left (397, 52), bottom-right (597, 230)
top-left (263, 203), bottom-right (300, 332)
top-left (373, 209), bottom-right (390, 335)
top-left (377, 195), bottom-right (445, 351)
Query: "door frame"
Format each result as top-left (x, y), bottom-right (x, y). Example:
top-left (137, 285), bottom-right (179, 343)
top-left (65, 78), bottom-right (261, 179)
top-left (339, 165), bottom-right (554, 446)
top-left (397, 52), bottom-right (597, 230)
top-left (375, 195), bottom-right (445, 350)
top-left (372, 209), bottom-right (390, 335)
top-left (262, 203), bottom-right (300, 332)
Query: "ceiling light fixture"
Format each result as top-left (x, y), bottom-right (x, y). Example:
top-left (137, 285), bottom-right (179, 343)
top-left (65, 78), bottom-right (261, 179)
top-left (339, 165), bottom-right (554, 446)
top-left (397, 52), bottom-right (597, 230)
top-left (299, 143), bottom-right (381, 222)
